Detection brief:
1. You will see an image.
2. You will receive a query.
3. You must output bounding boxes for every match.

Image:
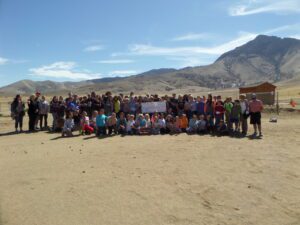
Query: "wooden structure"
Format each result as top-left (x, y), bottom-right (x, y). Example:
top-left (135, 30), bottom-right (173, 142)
top-left (239, 82), bottom-right (277, 105)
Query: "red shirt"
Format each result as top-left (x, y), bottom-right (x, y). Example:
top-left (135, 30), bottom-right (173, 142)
top-left (249, 99), bottom-right (263, 113)
top-left (215, 105), bottom-right (225, 117)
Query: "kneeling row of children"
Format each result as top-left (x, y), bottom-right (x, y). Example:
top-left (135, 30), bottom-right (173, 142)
top-left (62, 109), bottom-right (229, 137)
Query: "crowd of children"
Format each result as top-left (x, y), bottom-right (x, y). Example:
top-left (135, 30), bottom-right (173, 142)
top-left (54, 92), bottom-right (259, 137)
top-left (11, 91), bottom-right (263, 138)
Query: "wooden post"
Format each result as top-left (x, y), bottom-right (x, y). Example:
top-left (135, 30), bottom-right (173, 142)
top-left (276, 91), bottom-right (279, 115)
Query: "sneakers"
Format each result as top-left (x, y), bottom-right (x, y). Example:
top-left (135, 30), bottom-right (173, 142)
top-left (251, 132), bottom-right (263, 138)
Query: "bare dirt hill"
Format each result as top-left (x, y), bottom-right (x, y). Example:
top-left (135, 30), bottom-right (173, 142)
top-left (1, 35), bottom-right (299, 96)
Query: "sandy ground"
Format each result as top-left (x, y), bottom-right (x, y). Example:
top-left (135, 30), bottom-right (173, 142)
top-left (0, 113), bottom-right (299, 225)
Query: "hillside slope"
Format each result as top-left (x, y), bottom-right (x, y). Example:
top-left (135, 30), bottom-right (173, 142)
top-left (1, 35), bottom-right (299, 95)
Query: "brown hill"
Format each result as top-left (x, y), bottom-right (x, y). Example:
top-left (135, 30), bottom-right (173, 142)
top-left (1, 35), bottom-right (299, 96)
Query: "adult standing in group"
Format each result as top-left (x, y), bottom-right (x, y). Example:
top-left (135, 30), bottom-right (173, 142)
top-left (34, 91), bottom-right (41, 129)
top-left (50, 96), bottom-right (60, 132)
top-left (10, 94), bottom-right (25, 133)
top-left (239, 94), bottom-right (249, 136)
top-left (129, 92), bottom-right (136, 116)
top-left (206, 94), bottom-right (215, 124)
top-left (224, 97), bottom-right (233, 129)
top-left (28, 95), bottom-right (39, 132)
top-left (39, 95), bottom-right (50, 130)
top-left (113, 96), bottom-right (120, 117)
top-left (104, 92), bottom-right (113, 116)
top-left (249, 93), bottom-right (264, 137)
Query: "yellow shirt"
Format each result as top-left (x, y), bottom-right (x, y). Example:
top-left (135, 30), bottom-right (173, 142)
top-left (114, 100), bottom-right (120, 113)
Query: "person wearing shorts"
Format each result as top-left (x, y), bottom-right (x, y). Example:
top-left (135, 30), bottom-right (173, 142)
top-left (249, 93), bottom-right (264, 137)
top-left (239, 94), bottom-right (249, 136)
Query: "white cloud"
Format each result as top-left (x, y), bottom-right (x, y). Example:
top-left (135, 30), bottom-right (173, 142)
top-left (83, 45), bottom-right (104, 52)
top-left (264, 23), bottom-right (300, 34)
top-left (0, 57), bottom-right (9, 65)
top-left (117, 32), bottom-right (257, 57)
top-left (112, 23), bottom-right (300, 61)
top-left (109, 70), bottom-right (138, 77)
top-left (29, 61), bottom-right (101, 80)
top-left (94, 59), bottom-right (135, 64)
top-left (172, 33), bottom-right (210, 41)
top-left (291, 35), bottom-right (300, 39)
top-left (0, 57), bottom-right (29, 65)
top-left (110, 24), bottom-right (300, 68)
top-left (229, 0), bottom-right (300, 16)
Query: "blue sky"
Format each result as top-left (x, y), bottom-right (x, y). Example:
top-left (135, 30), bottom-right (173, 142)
top-left (0, 0), bottom-right (300, 86)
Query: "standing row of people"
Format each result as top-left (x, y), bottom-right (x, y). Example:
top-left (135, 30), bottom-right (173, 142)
top-left (10, 92), bottom-right (49, 132)
top-left (10, 91), bottom-right (263, 137)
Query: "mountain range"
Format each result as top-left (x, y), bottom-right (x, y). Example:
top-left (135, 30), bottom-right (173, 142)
top-left (1, 35), bottom-right (300, 96)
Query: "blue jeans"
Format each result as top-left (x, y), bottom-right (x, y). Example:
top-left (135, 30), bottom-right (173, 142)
top-left (97, 126), bottom-right (106, 136)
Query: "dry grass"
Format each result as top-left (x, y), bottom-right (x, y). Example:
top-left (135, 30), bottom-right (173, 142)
top-left (0, 112), bottom-right (299, 225)
top-left (0, 81), bottom-right (299, 225)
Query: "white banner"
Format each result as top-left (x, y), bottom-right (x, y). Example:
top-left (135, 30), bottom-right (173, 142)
top-left (142, 101), bottom-right (167, 113)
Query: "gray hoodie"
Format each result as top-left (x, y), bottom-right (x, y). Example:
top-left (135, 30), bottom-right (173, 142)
top-left (39, 100), bottom-right (50, 115)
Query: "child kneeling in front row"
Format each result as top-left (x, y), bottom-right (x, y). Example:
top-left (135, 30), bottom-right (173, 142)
top-left (197, 115), bottom-right (207, 134)
top-left (80, 111), bottom-right (94, 135)
top-left (187, 114), bottom-right (198, 134)
top-left (126, 114), bottom-right (135, 135)
top-left (96, 109), bottom-right (107, 136)
top-left (216, 120), bottom-right (229, 136)
top-left (62, 112), bottom-right (74, 137)
top-left (90, 110), bottom-right (98, 132)
top-left (107, 112), bottom-right (118, 135)
top-left (117, 112), bottom-right (127, 135)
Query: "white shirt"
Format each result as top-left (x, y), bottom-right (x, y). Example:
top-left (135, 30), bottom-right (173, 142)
top-left (145, 120), bottom-right (152, 128)
top-left (158, 119), bottom-right (166, 128)
top-left (126, 120), bottom-right (135, 132)
top-left (240, 101), bottom-right (247, 114)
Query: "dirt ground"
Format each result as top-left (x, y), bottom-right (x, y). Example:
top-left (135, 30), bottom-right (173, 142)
top-left (0, 112), bottom-right (299, 225)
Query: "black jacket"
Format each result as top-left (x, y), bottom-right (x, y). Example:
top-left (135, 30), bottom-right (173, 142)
top-left (11, 101), bottom-right (25, 116)
top-left (28, 100), bottom-right (39, 116)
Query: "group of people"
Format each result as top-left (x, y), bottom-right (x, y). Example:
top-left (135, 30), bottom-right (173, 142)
top-left (10, 92), bottom-right (49, 133)
top-left (10, 91), bottom-right (264, 138)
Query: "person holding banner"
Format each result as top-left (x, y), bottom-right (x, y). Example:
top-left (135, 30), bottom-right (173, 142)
top-left (141, 101), bottom-right (167, 114)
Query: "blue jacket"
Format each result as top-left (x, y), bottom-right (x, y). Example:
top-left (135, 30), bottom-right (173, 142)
top-left (196, 101), bottom-right (205, 114)
top-left (96, 114), bottom-right (107, 127)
